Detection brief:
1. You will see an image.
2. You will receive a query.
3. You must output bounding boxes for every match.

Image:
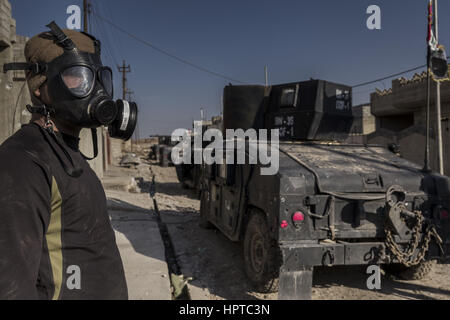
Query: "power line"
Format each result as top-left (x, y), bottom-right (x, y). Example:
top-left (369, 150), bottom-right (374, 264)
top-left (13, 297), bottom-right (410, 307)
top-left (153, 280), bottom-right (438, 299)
top-left (98, 0), bottom-right (125, 60)
top-left (91, 17), bottom-right (118, 67)
top-left (90, 8), bottom-right (125, 100)
top-left (90, 2), bottom-right (120, 67)
top-left (353, 88), bottom-right (378, 95)
top-left (352, 64), bottom-right (427, 88)
top-left (91, 4), bottom-right (446, 92)
top-left (352, 56), bottom-right (450, 88)
top-left (90, 10), bottom-right (249, 84)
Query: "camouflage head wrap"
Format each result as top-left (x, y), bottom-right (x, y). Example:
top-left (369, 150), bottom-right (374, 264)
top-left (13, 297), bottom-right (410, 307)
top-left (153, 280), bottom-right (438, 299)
top-left (24, 29), bottom-right (96, 105)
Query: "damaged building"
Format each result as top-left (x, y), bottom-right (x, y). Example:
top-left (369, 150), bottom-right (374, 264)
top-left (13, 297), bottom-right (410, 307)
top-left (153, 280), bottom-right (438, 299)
top-left (0, 0), bottom-right (31, 142)
top-left (367, 71), bottom-right (450, 175)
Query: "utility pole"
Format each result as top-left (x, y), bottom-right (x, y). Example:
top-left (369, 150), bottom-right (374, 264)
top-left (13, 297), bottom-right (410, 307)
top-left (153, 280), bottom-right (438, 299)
top-left (200, 108), bottom-right (205, 122)
top-left (126, 90), bottom-right (134, 102)
top-left (126, 90), bottom-right (136, 151)
top-left (265, 65), bottom-right (268, 87)
top-left (117, 61), bottom-right (131, 152)
top-left (118, 61), bottom-right (131, 100)
top-left (424, 1), bottom-right (433, 173)
top-left (434, 0), bottom-right (444, 174)
top-left (83, 0), bottom-right (91, 33)
top-left (126, 90), bottom-right (141, 150)
top-left (135, 121), bottom-right (141, 146)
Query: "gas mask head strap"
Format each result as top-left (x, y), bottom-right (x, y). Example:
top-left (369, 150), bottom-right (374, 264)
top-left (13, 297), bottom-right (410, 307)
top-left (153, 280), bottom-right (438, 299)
top-left (2, 21), bottom-right (75, 76)
top-left (46, 21), bottom-right (76, 51)
top-left (80, 31), bottom-right (101, 56)
top-left (3, 62), bottom-right (46, 75)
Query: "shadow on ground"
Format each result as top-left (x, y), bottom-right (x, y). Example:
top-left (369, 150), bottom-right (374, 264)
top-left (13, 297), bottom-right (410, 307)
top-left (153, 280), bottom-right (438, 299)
top-left (108, 198), bottom-right (166, 263)
top-left (109, 166), bottom-right (450, 301)
top-left (137, 178), bottom-right (200, 200)
top-left (166, 210), bottom-right (450, 300)
top-left (108, 197), bottom-right (450, 301)
top-left (313, 264), bottom-right (450, 300)
top-left (108, 196), bottom-right (257, 300)
top-left (161, 212), bottom-right (264, 300)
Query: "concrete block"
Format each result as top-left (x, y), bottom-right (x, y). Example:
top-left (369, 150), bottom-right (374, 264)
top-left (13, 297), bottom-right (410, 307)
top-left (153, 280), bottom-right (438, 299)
top-left (110, 138), bottom-right (124, 165)
top-left (102, 176), bottom-right (139, 193)
top-left (0, 0), bottom-right (11, 47)
top-left (0, 20), bottom-right (10, 46)
top-left (9, 17), bottom-right (15, 43)
top-left (371, 92), bottom-right (398, 116)
top-left (1, 0), bottom-right (11, 12)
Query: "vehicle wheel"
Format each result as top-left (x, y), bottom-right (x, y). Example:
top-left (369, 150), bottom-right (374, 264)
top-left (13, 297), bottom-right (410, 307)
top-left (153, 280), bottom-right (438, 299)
top-left (199, 190), bottom-right (214, 229)
top-left (243, 210), bottom-right (281, 293)
top-left (384, 260), bottom-right (437, 280)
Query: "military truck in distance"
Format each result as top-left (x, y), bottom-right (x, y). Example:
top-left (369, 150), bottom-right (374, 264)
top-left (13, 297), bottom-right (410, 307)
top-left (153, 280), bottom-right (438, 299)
top-left (199, 80), bottom-right (450, 299)
top-left (176, 116), bottom-right (223, 194)
top-left (149, 136), bottom-right (177, 167)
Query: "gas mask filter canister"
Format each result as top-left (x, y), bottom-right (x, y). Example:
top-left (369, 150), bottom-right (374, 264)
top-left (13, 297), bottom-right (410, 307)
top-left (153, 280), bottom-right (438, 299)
top-left (108, 100), bottom-right (138, 141)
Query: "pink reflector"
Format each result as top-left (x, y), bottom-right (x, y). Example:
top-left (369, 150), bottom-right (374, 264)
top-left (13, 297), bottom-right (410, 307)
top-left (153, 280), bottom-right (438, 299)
top-left (293, 212), bottom-right (305, 222)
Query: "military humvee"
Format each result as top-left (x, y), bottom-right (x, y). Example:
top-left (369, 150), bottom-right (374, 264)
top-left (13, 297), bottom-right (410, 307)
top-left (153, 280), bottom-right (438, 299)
top-left (176, 117), bottom-right (222, 194)
top-left (149, 136), bottom-right (178, 167)
top-left (199, 80), bottom-right (450, 299)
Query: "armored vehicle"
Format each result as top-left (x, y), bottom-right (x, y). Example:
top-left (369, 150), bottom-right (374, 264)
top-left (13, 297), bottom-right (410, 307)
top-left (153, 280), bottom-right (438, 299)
top-left (199, 80), bottom-right (450, 299)
top-left (149, 136), bottom-right (177, 167)
top-left (176, 116), bottom-right (222, 193)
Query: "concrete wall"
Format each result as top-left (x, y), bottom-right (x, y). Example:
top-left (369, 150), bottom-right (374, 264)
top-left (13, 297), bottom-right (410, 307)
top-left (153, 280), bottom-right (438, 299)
top-left (368, 71), bottom-right (450, 174)
top-left (0, 0), bottom-right (11, 47)
top-left (351, 104), bottom-right (375, 135)
top-left (11, 34), bottom-right (32, 132)
top-left (0, 0), bottom-right (30, 145)
top-left (367, 126), bottom-right (439, 171)
top-left (110, 138), bottom-right (125, 165)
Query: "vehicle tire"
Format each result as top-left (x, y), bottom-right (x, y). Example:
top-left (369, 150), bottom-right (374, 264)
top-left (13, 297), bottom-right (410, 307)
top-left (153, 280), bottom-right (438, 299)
top-left (243, 210), bottom-right (281, 293)
top-left (199, 190), bottom-right (214, 229)
top-left (384, 260), bottom-right (437, 280)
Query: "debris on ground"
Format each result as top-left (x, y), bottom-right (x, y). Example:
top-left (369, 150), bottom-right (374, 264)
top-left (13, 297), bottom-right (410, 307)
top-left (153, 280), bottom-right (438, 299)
top-left (120, 153), bottom-right (142, 168)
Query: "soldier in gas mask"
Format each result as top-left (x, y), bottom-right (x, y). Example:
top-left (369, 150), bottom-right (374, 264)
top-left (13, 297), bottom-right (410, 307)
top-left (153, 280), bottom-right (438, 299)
top-left (0, 22), bottom-right (138, 300)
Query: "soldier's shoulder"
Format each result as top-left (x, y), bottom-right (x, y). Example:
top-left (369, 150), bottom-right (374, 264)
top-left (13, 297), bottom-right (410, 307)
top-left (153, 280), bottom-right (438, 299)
top-left (0, 124), bottom-right (52, 169)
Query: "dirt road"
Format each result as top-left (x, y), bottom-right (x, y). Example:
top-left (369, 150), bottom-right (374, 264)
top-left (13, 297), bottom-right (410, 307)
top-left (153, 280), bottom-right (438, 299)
top-left (117, 160), bottom-right (450, 300)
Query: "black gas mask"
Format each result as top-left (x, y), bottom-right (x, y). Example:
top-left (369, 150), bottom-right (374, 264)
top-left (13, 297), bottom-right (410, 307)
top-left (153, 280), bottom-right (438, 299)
top-left (3, 21), bottom-right (138, 177)
top-left (4, 21), bottom-right (138, 142)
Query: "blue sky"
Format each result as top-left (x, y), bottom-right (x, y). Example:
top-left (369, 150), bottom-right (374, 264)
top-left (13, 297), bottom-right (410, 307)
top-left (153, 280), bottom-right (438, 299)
top-left (11, 0), bottom-right (450, 136)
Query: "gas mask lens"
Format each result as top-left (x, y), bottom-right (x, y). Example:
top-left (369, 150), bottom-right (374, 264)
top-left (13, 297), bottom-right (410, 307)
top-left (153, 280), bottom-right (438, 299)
top-left (61, 66), bottom-right (94, 97)
top-left (99, 68), bottom-right (113, 97)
